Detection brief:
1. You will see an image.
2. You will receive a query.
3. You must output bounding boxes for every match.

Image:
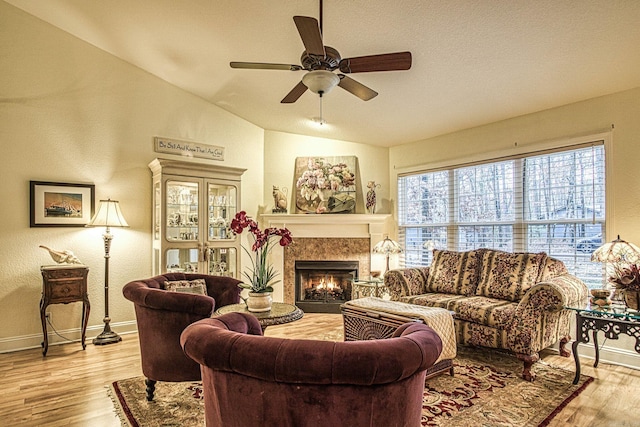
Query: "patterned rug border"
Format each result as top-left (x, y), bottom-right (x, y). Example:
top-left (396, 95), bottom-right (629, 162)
top-left (108, 381), bottom-right (137, 427)
top-left (538, 374), bottom-right (594, 426)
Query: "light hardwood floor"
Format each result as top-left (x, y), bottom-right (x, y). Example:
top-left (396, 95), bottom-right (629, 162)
top-left (1, 313), bottom-right (638, 426)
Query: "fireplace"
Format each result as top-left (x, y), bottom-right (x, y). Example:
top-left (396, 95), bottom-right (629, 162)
top-left (295, 260), bottom-right (358, 313)
top-left (260, 213), bottom-right (391, 305)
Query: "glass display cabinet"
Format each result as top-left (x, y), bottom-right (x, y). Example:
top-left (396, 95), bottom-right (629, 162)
top-left (149, 158), bottom-right (245, 277)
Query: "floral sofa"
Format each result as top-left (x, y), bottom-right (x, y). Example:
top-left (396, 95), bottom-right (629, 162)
top-left (384, 249), bottom-right (589, 381)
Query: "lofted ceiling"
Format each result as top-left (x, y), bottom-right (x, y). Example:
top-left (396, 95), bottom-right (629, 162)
top-left (5, 0), bottom-right (640, 147)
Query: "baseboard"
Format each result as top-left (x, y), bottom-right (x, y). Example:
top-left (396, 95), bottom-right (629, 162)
top-left (549, 340), bottom-right (640, 370)
top-left (573, 342), bottom-right (640, 370)
top-left (0, 320), bottom-right (138, 354)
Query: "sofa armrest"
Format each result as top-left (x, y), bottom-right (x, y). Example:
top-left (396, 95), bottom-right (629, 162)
top-left (509, 273), bottom-right (589, 355)
top-left (123, 281), bottom-right (215, 317)
top-left (518, 273), bottom-right (589, 313)
top-left (384, 268), bottom-right (429, 301)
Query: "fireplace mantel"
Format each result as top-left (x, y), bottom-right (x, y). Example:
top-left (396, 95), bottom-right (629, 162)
top-left (260, 214), bottom-right (392, 303)
top-left (261, 214), bottom-right (391, 240)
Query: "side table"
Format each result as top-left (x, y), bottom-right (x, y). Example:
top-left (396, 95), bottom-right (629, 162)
top-left (351, 278), bottom-right (388, 299)
top-left (567, 304), bottom-right (640, 384)
top-left (215, 302), bottom-right (303, 331)
top-left (40, 265), bottom-right (90, 356)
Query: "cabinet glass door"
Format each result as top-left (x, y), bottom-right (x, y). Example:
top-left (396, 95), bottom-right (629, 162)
top-left (165, 248), bottom-right (200, 273)
top-left (166, 180), bottom-right (199, 242)
top-left (207, 183), bottom-right (237, 241)
top-left (207, 247), bottom-right (237, 277)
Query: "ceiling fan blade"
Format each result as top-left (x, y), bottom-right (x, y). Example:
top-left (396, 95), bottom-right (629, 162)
top-left (339, 51), bottom-right (412, 73)
top-left (281, 81), bottom-right (308, 103)
top-left (337, 75), bottom-right (378, 101)
top-left (230, 62), bottom-right (303, 71)
top-left (293, 16), bottom-right (325, 56)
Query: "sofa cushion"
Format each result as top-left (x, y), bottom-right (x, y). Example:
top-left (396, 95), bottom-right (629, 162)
top-left (401, 293), bottom-right (467, 310)
top-left (164, 279), bottom-right (208, 296)
top-left (425, 249), bottom-right (483, 296)
top-left (475, 251), bottom-right (547, 302)
top-left (448, 296), bottom-right (517, 331)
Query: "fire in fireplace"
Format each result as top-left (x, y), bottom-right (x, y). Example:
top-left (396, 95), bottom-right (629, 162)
top-left (295, 260), bottom-right (358, 313)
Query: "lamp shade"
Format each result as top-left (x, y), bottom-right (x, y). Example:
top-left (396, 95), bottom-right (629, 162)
top-left (591, 236), bottom-right (640, 264)
top-left (86, 199), bottom-right (129, 228)
top-left (372, 237), bottom-right (403, 255)
top-left (302, 70), bottom-right (340, 95)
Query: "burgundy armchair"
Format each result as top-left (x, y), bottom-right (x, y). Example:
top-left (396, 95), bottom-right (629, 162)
top-left (181, 312), bottom-right (443, 427)
top-left (123, 272), bottom-right (241, 400)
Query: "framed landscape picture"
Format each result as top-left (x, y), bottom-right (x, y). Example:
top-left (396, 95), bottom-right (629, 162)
top-left (30, 181), bottom-right (95, 227)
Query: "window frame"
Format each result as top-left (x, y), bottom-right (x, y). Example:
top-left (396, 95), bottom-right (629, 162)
top-left (396, 132), bottom-right (613, 288)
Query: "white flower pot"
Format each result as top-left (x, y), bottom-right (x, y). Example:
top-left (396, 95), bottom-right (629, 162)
top-left (246, 292), bottom-right (273, 313)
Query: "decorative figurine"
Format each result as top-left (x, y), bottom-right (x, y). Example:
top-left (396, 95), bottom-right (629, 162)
top-left (590, 288), bottom-right (612, 309)
top-left (39, 245), bottom-right (82, 264)
top-left (272, 186), bottom-right (288, 213)
top-left (366, 181), bottom-right (381, 214)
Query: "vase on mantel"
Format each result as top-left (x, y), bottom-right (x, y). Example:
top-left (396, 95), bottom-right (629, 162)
top-left (246, 292), bottom-right (273, 313)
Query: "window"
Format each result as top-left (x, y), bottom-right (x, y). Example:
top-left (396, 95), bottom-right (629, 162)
top-left (398, 143), bottom-right (605, 287)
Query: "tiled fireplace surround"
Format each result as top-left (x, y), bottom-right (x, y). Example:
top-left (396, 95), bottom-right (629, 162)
top-left (260, 214), bottom-right (391, 304)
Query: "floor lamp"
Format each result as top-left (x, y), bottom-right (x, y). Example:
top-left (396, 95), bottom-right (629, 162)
top-left (372, 236), bottom-right (404, 274)
top-left (86, 198), bottom-right (129, 345)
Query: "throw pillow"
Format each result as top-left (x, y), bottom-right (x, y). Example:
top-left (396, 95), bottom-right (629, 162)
top-left (475, 251), bottom-right (547, 302)
top-left (425, 249), bottom-right (483, 296)
top-left (164, 279), bottom-right (208, 296)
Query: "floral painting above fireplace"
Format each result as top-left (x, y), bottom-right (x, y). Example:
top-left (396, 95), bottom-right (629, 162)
top-left (294, 156), bottom-right (357, 214)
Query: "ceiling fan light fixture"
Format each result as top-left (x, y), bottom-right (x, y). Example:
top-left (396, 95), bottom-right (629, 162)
top-left (302, 70), bottom-right (340, 95)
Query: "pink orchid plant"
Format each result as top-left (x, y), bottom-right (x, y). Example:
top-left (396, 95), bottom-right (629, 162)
top-left (230, 211), bottom-right (293, 293)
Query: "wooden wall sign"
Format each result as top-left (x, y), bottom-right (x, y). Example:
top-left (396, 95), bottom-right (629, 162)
top-left (154, 137), bottom-right (224, 161)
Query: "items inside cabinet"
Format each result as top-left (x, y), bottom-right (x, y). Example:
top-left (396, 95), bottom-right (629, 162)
top-left (166, 180), bottom-right (199, 241)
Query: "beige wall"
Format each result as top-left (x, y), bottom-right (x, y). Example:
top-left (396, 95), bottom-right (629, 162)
top-left (389, 87), bottom-right (640, 245)
top-left (0, 3), bottom-right (264, 351)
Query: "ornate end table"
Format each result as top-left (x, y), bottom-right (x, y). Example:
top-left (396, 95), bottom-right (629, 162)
top-left (566, 302), bottom-right (640, 384)
top-left (215, 302), bottom-right (303, 331)
top-left (40, 265), bottom-right (90, 356)
top-left (351, 278), bottom-right (388, 299)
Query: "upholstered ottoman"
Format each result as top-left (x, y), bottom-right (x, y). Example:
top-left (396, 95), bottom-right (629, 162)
top-left (341, 297), bottom-right (456, 379)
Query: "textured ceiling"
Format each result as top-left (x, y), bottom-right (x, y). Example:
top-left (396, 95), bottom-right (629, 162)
top-left (5, 0), bottom-right (640, 147)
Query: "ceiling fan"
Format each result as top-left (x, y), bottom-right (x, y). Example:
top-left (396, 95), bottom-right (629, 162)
top-left (230, 0), bottom-right (412, 104)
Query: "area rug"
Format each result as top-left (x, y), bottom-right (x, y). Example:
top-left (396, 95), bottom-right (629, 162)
top-left (108, 347), bottom-right (592, 427)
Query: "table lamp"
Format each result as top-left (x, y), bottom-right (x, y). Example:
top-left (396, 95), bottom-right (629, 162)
top-left (86, 198), bottom-right (129, 345)
top-left (591, 235), bottom-right (640, 287)
top-left (372, 236), bottom-right (403, 274)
